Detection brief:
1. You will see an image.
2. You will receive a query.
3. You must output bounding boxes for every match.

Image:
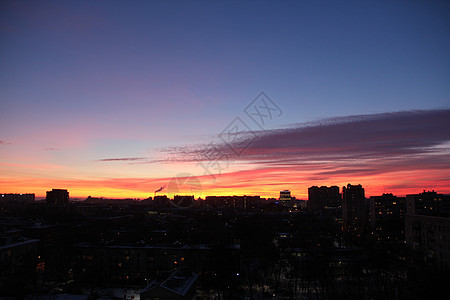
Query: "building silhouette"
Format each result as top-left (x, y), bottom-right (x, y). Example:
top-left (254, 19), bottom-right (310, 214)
top-left (342, 184), bottom-right (367, 235)
top-left (46, 189), bottom-right (69, 205)
top-left (308, 186), bottom-right (341, 212)
top-left (406, 190), bottom-right (450, 216)
top-left (174, 195), bottom-right (195, 207)
top-left (153, 195), bottom-right (170, 208)
top-left (369, 193), bottom-right (405, 242)
top-left (0, 233), bottom-right (39, 294)
top-left (405, 191), bottom-right (450, 269)
top-left (279, 190), bottom-right (292, 207)
top-left (203, 195), bottom-right (261, 210)
top-left (0, 193), bottom-right (35, 203)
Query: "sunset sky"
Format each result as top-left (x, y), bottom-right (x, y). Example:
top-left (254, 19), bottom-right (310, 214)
top-left (1, 0), bottom-right (449, 199)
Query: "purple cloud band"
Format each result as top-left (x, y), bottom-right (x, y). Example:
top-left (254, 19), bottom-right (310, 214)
top-left (166, 109), bottom-right (450, 166)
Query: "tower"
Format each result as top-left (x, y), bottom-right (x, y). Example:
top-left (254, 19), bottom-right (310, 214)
top-left (342, 184), bottom-right (366, 235)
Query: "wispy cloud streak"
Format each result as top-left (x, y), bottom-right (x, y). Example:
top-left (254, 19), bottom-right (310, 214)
top-left (166, 109), bottom-right (450, 164)
top-left (97, 157), bottom-right (147, 162)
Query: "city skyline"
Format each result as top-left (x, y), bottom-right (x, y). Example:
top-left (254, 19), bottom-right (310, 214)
top-left (1, 1), bottom-right (449, 199)
top-left (2, 182), bottom-right (449, 201)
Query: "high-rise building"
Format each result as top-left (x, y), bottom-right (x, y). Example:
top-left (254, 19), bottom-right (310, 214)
top-left (342, 184), bottom-right (367, 235)
top-left (405, 191), bottom-right (450, 269)
top-left (369, 193), bottom-right (405, 241)
top-left (279, 190), bottom-right (292, 207)
top-left (308, 186), bottom-right (341, 211)
top-left (46, 189), bottom-right (69, 205)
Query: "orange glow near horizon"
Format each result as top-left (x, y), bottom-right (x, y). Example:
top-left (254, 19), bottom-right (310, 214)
top-left (2, 166), bottom-right (449, 200)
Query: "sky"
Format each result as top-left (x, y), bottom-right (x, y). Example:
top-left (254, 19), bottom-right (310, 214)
top-left (1, 0), bottom-right (449, 199)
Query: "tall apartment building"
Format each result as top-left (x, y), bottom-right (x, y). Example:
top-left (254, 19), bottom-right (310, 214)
top-left (279, 190), bottom-right (292, 207)
top-left (46, 189), bottom-right (69, 205)
top-left (405, 191), bottom-right (450, 269)
top-left (342, 184), bottom-right (367, 235)
top-left (369, 193), bottom-right (406, 242)
top-left (308, 186), bottom-right (341, 211)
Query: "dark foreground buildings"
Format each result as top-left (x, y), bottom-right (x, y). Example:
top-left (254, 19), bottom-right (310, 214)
top-left (1, 187), bottom-right (450, 299)
top-left (140, 268), bottom-right (198, 299)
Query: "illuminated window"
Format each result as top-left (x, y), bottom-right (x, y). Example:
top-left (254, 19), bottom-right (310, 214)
top-left (36, 262), bottom-right (45, 272)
